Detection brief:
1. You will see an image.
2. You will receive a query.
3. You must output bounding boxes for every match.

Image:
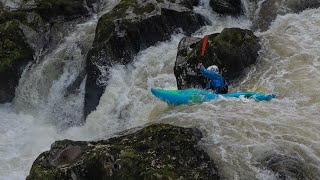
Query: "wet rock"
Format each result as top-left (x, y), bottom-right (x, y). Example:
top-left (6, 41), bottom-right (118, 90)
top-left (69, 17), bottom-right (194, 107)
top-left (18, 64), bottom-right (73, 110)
top-left (252, 0), bottom-right (320, 31)
top-left (33, 0), bottom-right (98, 21)
top-left (258, 153), bottom-right (306, 179)
top-left (0, 20), bottom-right (34, 103)
top-left (174, 28), bottom-right (260, 89)
top-left (27, 124), bottom-right (220, 180)
top-left (3, 0), bottom-right (99, 22)
top-left (209, 0), bottom-right (243, 16)
top-left (0, 2), bottom-right (4, 11)
top-left (84, 0), bottom-right (206, 117)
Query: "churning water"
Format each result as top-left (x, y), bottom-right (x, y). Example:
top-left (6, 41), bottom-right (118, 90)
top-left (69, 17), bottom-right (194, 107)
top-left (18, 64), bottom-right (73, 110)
top-left (0, 0), bottom-right (319, 179)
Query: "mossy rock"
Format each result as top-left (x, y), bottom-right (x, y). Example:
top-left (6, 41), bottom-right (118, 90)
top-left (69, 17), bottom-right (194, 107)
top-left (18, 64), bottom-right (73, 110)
top-left (174, 28), bottom-right (261, 89)
top-left (0, 10), bottom-right (43, 31)
top-left (28, 124), bottom-right (219, 179)
top-left (0, 20), bottom-right (34, 103)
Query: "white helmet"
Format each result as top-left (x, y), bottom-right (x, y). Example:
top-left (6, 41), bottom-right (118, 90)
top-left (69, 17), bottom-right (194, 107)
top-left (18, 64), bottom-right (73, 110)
top-left (207, 65), bottom-right (219, 73)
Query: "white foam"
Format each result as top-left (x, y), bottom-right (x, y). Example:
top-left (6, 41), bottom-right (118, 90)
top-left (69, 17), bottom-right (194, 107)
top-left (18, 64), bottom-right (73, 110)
top-left (1, 1), bottom-right (320, 180)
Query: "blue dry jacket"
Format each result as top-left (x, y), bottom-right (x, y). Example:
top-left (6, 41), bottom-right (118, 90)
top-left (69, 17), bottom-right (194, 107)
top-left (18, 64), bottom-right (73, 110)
top-left (200, 64), bottom-right (226, 89)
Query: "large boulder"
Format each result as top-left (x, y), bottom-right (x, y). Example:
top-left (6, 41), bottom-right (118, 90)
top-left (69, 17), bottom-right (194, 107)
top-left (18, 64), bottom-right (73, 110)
top-left (209, 0), bottom-right (243, 16)
top-left (252, 0), bottom-right (320, 31)
top-left (84, 0), bottom-right (206, 117)
top-left (27, 124), bottom-right (220, 179)
top-left (174, 28), bottom-right (261, 90)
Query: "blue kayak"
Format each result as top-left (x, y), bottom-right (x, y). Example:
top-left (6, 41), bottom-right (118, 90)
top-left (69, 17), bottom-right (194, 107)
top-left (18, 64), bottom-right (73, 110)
top-left (151, 88), bottom-right (276, 105)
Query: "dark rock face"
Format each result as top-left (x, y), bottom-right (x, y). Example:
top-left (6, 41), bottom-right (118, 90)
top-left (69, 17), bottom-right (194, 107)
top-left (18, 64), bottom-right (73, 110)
top-left (0, 20), bottom-right (34, 103)
top-left (27, 124), bottom-right (220, 180)
top-left (209, 0), bottom-right (243, 16)
top-left (34, 0), bottom-right (97, 21)
top-left (84, 0), bottom-right (206, 117)
top-left (174, 28), bottom-right (261, 90)
top-left (252, 0), bottom-right (320, 31)
top-left (0, 2), bottom-right (4, 10)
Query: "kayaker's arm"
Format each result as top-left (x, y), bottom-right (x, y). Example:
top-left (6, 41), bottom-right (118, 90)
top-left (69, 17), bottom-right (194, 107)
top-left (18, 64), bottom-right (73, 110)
top-left (199, 64), bottom-right (223, 81)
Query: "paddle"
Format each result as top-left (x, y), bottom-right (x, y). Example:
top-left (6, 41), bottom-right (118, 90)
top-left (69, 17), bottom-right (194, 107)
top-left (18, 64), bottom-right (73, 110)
top-left (197, 35), bottom-right (208, 69)
top-left (201, 35), bottom-right (208, 56)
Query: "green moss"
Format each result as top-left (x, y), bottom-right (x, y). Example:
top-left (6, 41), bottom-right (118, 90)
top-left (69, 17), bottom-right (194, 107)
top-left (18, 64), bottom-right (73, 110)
top-left (27, 153), bottom-right (58, 180)
top-left (213, 28), bottom-right (246, 48)
top-left (0, 48), bottom-right (25, 72)
top-left (27, 166), bottom-right (57, 180)
top-left (94, 0), bottom-right (158, 43)
top-left (108, 0), bottom-right (137, 18)
top-left (51, 139), bottom-right (75, 148)
top-left (120, 148), bottom-right (137, 158)
top-left (0, 11), bottom-right (25, 24)
top-left (0, 21), bottom-right (32, 73)
top-left (0, 10), bottom-right (41, 31)
top-left (95, 0), bottom-right (138, 42)
top-left (133, 3), bottom-right (155, 15)
top-left (149, 168), bottom-right (176, 179)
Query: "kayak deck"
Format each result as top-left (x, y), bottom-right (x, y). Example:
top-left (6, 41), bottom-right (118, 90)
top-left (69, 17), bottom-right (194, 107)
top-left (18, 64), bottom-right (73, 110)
top-left (151, 88), bottom-right (276, 105)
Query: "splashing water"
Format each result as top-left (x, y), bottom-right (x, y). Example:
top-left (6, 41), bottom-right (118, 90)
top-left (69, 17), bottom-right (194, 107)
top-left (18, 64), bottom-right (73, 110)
top-left (0, 1), bottom-right (320, 180)
top-left (153, 8), bottom-right (320, 179)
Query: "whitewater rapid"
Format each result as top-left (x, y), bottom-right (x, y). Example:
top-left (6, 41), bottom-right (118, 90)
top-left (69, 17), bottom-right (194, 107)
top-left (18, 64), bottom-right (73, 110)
top-left (153, 8), bottom-right (320, 179)
top-left (0, 1), bottom-right (320, 180)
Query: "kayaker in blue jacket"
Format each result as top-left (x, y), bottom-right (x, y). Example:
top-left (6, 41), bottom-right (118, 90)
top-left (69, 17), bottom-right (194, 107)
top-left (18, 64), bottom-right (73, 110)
top-left (197, 63), bottom-right (228, 94)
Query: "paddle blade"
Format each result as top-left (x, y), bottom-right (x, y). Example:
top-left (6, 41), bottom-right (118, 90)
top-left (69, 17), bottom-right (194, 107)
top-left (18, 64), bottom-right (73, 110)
top-left (201, 35), bottom-right (208, 56)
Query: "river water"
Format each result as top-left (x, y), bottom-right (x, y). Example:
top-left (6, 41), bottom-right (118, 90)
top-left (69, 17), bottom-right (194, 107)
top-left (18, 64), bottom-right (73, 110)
top-left (0, 0), bottom-right (319, 179)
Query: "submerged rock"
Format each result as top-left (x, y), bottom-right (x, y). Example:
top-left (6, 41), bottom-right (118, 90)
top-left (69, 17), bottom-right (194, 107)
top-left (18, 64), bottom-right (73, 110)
top-left (27, 124), bottom-right (219, 179)
top-left (84, 0), bottom-right (206, 117)
top-left (258, 153), bottom-right (306, 179)
top-left (174, 28), bottom-right (261, 90)
top-left (209, 0), bottom-right (243, 16)
top-left (252, 0), bottom-right (320, 31)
